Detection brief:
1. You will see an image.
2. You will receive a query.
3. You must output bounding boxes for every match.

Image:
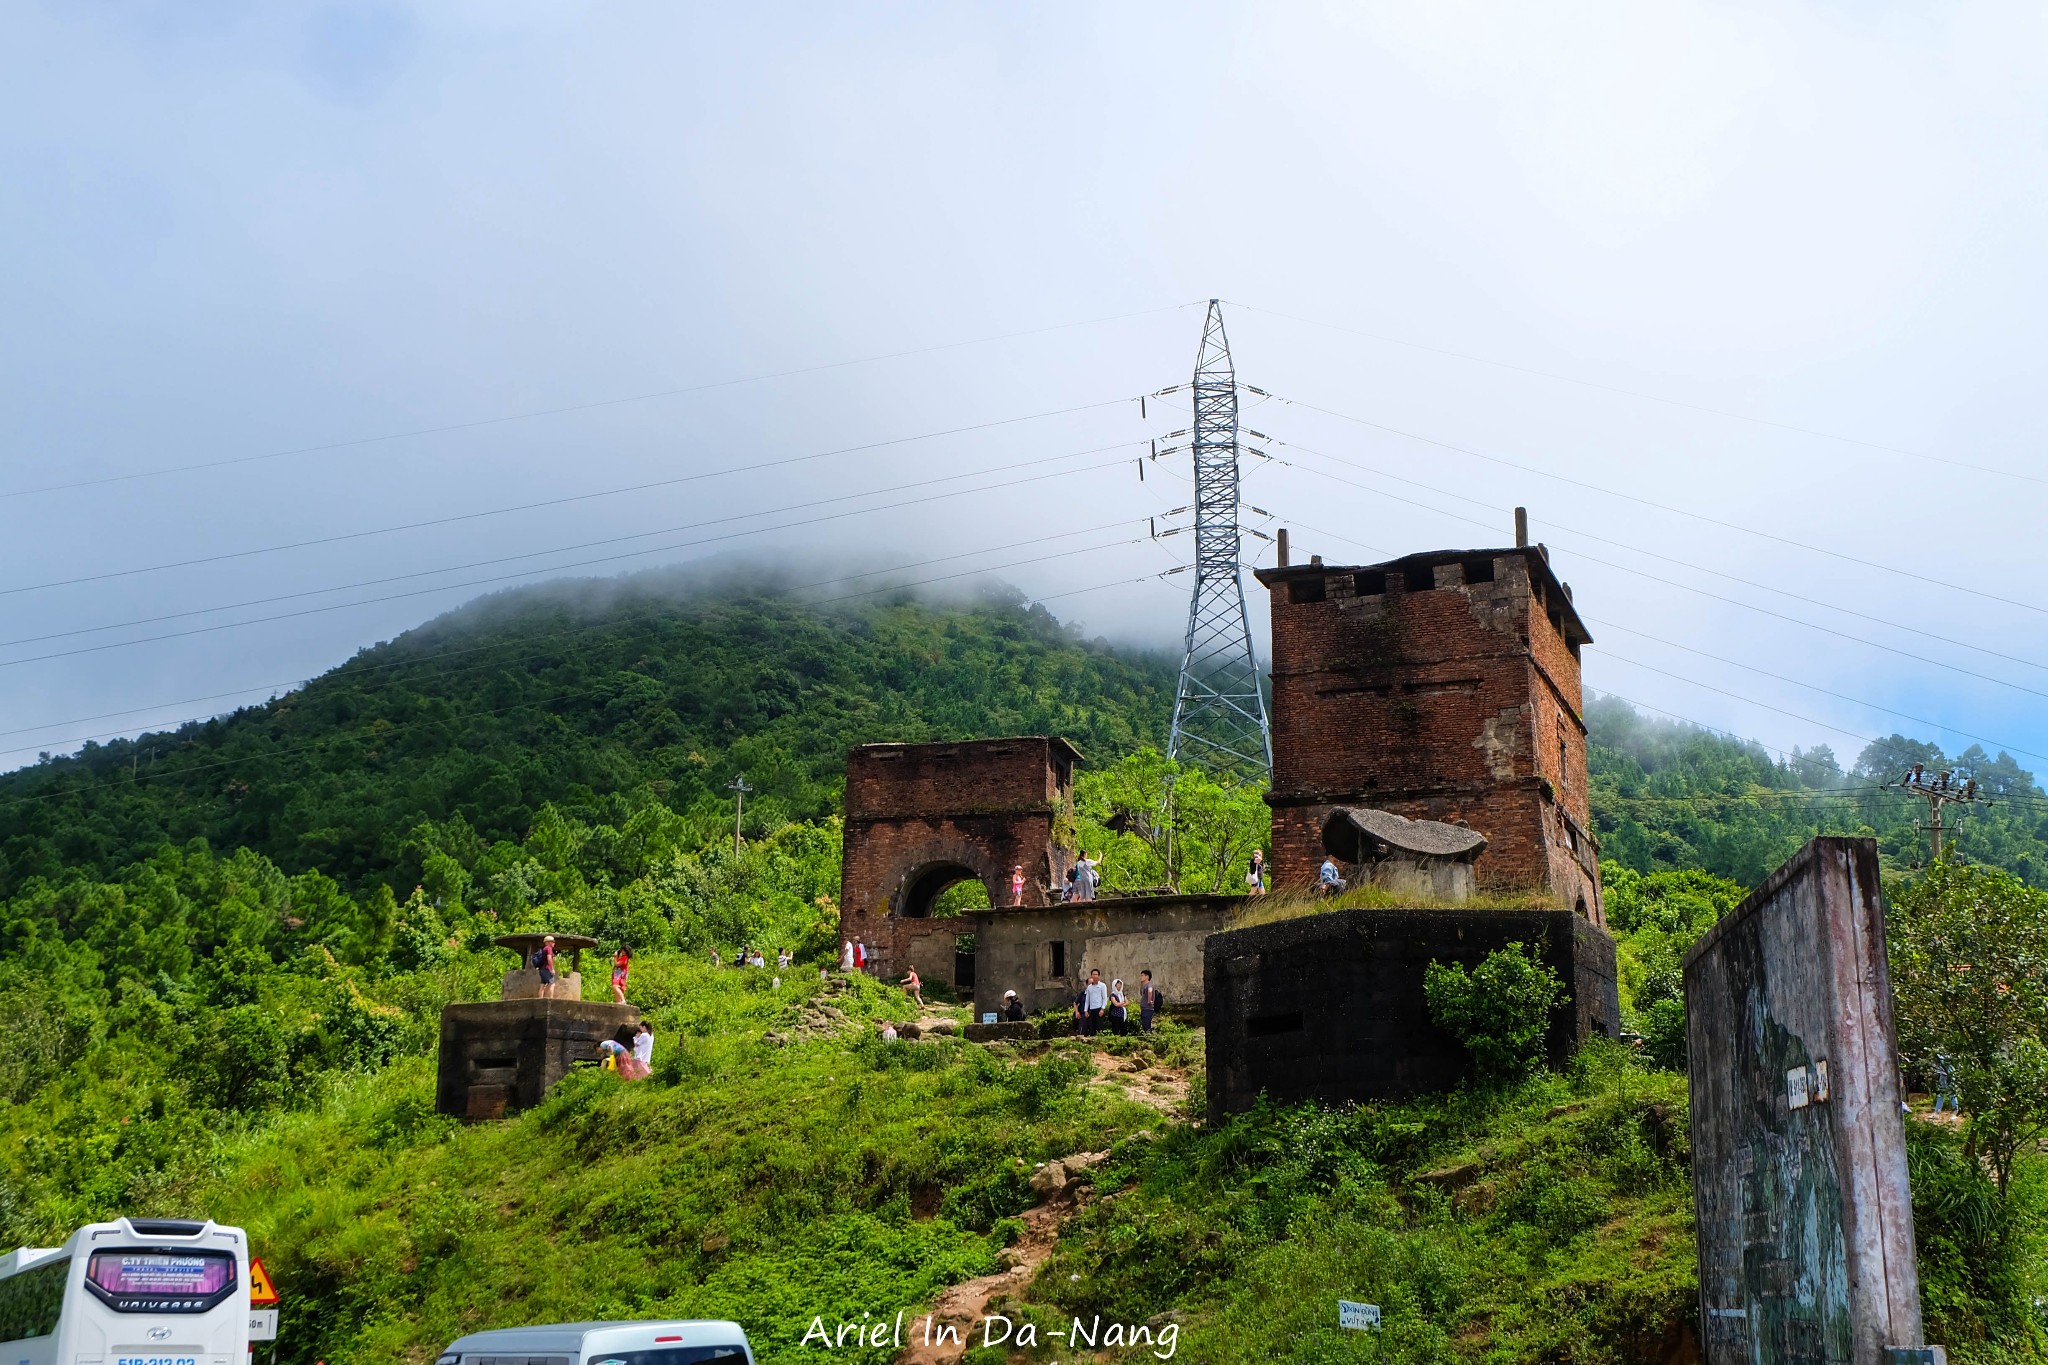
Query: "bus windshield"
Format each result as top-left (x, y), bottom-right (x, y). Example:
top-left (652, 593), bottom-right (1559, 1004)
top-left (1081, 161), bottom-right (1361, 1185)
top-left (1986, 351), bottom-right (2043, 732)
top-left (84, 1250), bottom-right (237, 1312)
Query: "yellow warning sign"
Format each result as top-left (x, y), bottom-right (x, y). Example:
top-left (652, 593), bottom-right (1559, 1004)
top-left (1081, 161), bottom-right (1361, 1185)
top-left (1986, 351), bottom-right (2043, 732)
top-left (248, 1256), bottom-right (280, 1307)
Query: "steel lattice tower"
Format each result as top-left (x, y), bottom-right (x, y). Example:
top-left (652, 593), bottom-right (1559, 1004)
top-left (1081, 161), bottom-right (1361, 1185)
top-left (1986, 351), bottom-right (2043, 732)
top-left (1166, 300), bottom-right (1272, 779)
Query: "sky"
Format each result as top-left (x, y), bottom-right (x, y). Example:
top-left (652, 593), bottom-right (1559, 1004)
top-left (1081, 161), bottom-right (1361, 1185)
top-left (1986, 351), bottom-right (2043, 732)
top-left (3, 1), bottom-right (2047, 781)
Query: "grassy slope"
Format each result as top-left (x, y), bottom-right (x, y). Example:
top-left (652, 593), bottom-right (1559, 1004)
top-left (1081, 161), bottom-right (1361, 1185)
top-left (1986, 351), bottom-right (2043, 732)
top-left (192, 961), bottom-right (1183, 1364)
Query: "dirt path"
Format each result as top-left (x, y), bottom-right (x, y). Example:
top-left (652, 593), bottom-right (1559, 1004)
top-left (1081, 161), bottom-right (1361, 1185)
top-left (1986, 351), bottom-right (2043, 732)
top-left (894, 1179), bottom-right (1089, 1365)
top-left (1085, 1048), bottom-right (1189, 1114)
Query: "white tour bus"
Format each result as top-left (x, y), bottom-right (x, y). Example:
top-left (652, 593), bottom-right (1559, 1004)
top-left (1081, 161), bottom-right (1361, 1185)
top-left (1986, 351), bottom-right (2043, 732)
top-left (0, 1217), bottom-right (250, 1365)
top-left (437, 1319), bottom-right (753, 1365)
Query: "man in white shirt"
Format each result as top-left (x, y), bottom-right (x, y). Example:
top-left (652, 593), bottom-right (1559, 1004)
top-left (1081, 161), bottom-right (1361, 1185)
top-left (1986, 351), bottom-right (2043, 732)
top-left (631, 1022), bottom-right (654, 1072)
top-left (1082, 969), bottom-right (1109, 1035)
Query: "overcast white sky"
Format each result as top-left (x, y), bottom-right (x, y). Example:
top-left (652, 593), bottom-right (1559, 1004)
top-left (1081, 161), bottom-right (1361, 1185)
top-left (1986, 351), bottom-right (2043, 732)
top-left (4, 1), bottom-right (2046, 779)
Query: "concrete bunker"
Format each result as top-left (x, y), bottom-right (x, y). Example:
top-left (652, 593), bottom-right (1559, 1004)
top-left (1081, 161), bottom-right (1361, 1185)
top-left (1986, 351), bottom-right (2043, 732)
top-left (435, 934), bottom-right (638, 1120)
top-left (1320, 806), bottom-right (1487, 902)
top-left (1204, 907), bottom-right (1619, 1117)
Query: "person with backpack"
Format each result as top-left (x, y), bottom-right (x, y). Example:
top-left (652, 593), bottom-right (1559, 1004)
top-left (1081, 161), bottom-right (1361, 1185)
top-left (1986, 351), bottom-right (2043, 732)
top-left (532, 935), bottom-right (558, 999)
top-left (1138, 969), bottom-right (1162, 1033)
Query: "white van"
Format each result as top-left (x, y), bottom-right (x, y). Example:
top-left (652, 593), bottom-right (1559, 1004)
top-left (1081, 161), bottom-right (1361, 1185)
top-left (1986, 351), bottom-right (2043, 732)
top-left (436, 1319), bottom-right (753, 1365)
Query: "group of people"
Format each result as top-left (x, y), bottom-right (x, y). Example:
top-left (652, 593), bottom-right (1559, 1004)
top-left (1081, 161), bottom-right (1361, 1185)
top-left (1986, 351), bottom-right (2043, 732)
top-left (1062, 853), bottom-right (1103, 902)
top-left (709, 946), bottom-right (792, 969)
top-left (597, 1020), bottom-right (656, 1080)
top-left (1073, 968), bottom-right (1162, 1034)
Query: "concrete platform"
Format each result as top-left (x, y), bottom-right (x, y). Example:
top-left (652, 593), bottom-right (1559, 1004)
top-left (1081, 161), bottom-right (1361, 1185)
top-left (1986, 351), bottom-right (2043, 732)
top-left (436, 998), bottom-right (640, 1120)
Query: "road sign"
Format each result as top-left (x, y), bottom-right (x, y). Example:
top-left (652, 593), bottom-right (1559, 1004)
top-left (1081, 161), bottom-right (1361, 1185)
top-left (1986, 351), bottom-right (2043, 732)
top-left (249, 1257), bottom-right (280, 1307)
top-left (250, 1309), bottom-right (279, 1341)
top-left (1337, 1301), bottom-right (1381, 1331)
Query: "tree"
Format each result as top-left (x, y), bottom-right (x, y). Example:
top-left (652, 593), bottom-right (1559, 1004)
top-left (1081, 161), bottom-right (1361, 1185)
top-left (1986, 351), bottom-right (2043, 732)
top-left (1423, 943), bottom-right (1564, 1086)
top-left (1071, 749), bottom-right (1271, 894)
top-left (1888, 857), bottom-right (2048, 1196)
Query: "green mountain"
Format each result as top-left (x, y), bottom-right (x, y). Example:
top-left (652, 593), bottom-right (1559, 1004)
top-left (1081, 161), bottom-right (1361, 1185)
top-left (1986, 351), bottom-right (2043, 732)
top-left (0, 571), bottom-right (1177, 899)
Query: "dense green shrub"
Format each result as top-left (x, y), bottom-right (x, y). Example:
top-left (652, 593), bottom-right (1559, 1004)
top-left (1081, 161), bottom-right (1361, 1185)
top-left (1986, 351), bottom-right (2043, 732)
top-left (1424, 942), bottom-right (1564, 1086)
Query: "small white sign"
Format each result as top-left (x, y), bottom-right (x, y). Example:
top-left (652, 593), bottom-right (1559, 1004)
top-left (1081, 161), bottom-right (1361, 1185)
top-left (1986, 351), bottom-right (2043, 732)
top-left (1337, 1301), bottom-right (1381, 1331)
top-left (1812, 1059), bottom-right (1830, 1103)
top-left (982, 1013), bottom-right (998, 1024)
top-left (250, 1309), bottom-right (279, 1341)
top-left (1787, 1066), bottom-right (1810, 1110)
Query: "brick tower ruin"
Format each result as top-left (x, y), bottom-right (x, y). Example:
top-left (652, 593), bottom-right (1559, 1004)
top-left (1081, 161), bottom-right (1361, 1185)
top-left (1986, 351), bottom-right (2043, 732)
top-left (1253, 546), bottom-right (1603, 923)
top-left (839, 736), bottom-right (1081, 984)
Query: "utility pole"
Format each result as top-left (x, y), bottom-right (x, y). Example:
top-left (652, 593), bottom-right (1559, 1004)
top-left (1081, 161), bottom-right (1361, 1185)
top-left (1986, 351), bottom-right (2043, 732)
top-left (1891, 764), bottom-right (1989, 864)
top-left (727, 775), bottom-right (753, 856)
top-left (1163, 300), bottom-right (1272, 781)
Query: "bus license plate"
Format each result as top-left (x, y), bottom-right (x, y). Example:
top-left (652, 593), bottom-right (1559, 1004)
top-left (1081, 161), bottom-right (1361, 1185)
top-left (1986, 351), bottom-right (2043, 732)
top-left (115, 1354), bottom-right (200, 1365)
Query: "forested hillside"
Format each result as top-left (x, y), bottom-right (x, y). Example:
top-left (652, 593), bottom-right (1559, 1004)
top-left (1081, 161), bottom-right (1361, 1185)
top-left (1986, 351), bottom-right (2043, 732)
top-left (0, 571), bottom-right (1176, 899)
top-left (5, 569), bottom-right (2045, 907)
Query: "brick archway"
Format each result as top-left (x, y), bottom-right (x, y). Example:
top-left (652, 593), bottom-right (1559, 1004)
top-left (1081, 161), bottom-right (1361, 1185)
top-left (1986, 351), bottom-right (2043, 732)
top-left (839, 737), bottom-right (1079, 979)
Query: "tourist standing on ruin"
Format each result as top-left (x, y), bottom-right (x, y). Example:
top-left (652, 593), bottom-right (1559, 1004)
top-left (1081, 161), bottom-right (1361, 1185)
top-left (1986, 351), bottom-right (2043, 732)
top-left (1138, 970), bottom-right (1161, 1032)
top-left (1082, 969), bottom-right (1108, 1035)
top-left (533, 935), bottom-right (558, 998)
top-left (1246, 849), bottom-right (1267, 895)
top-left (1010, 865), bottom-right (1025, 906)
top-left (611, 947), bottom-right (631, 1003)
top-left (1074, 854), bottom-right (1099, 902)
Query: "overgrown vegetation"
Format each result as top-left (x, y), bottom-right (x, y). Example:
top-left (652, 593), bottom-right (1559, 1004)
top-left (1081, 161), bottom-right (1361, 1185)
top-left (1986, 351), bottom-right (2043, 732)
top-left (2, 576), bottom-right (2047, 1360)
top-left (1424, 944), bottom-right (1565, 1087)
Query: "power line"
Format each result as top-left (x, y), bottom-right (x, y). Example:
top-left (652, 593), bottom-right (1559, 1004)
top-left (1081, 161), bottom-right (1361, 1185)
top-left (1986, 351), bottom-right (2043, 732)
top-left (1271, 442), bottom-right (2048, 703)
top-left (2, 302), bottom-right (1199, 501)
top-left (0, 449), bottom-right (1150, 672)
top-left (1268, 390), bottom-right (2048, 619)
top-left (0, 394), bottom-right (1141, 598)
top-left (1584, 617), bottom-right (2048, 765)
top-left (0, 438), bottom-right (1139, 651)
top-left (1225, 299), bottom-right (2047, 489)
top-left (0, 551), bottom-right (1180, 808)
top-left (0, 518), bottom-right (1156, 755)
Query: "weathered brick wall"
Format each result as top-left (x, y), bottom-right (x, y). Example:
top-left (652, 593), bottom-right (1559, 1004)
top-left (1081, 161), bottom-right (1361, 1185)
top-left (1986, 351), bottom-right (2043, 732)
top-left (1256, 549), bottom-right (1602, 921)
top-left (839, 737), bottom-right (1079, 977)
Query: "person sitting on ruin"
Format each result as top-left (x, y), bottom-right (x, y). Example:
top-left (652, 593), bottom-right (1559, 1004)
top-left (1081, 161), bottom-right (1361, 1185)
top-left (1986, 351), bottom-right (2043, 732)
top-left (1062, 863), bottom-right (1080, 903)
top-left (901, 965), bottom-right (925, 1009)
top-left (1002, 989), bottom-right (1026, 1023)
top-left (1319, 856), bottom-right (1345, 896)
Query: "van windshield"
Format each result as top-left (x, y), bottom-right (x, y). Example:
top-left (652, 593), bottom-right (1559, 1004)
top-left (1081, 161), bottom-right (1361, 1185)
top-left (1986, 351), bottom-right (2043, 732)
top-left (586, 1349), bottom-right (746, 1364)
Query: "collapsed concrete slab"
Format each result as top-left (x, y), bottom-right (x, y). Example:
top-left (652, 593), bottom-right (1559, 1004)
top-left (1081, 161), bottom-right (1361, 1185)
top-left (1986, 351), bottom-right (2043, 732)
top-left (1204, 906), bottom-right (1619, 1118)
top-left (970, 894), bottom-right (1241, 1019)
top-left (1683, 837), bottom-right (1937, 1364)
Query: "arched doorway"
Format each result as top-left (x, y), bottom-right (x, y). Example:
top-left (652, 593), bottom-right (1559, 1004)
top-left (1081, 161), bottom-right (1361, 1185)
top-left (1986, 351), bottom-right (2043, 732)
top-left (898, 862), bottom-right (995, 919)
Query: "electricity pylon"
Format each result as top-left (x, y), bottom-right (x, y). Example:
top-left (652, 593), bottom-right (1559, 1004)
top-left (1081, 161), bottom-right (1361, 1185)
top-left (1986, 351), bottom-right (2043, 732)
top-left (1165, 300), bottom-right (1272, 781)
